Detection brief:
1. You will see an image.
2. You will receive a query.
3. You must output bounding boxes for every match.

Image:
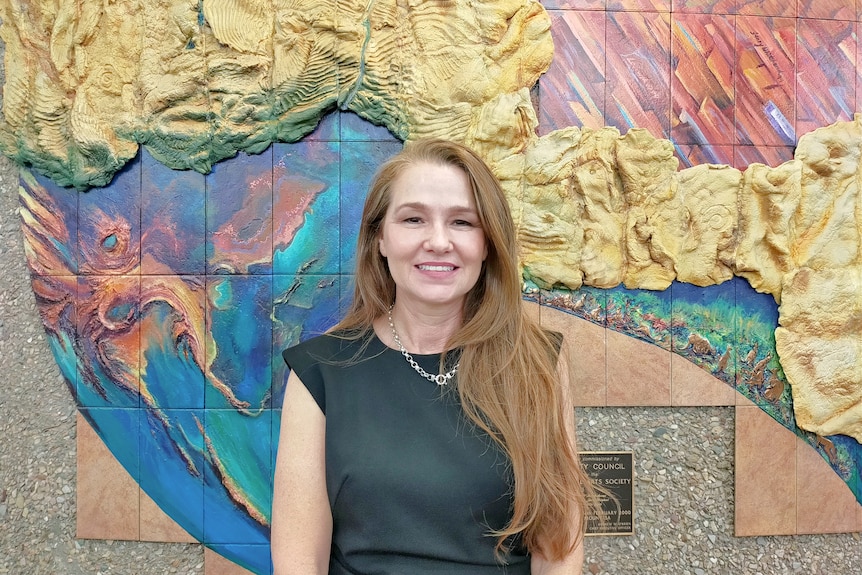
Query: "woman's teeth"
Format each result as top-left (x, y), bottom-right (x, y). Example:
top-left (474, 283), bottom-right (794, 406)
top-left (418, 265), bottom-right (454, 271)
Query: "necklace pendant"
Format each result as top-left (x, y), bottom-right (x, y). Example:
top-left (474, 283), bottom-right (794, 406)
top-left (388, 304), bottom-right (458, 386)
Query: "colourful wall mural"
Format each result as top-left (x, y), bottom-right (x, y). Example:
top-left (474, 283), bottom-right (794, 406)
top-left (4, 1), bottom-right (862, 574)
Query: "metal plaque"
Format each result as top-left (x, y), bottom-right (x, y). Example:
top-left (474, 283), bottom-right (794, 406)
top-left (580, 451), bottom-right (635, 536)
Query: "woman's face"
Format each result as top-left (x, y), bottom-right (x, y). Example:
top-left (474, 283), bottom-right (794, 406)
top-left (378, 161), bottom-right (488, 312)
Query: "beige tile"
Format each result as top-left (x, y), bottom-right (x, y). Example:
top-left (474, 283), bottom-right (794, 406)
top-left (671, 352), bottom-right (735, 406)
top-left (140, 488), bottom-right (197, 543)
top-left (796, 436), bottom-right (862, 534)
top-left (204, 548), bottom-right (257, 575)
top-left (76, 413), bottom-right (140, 540)
top-left (523, 298), bottom-right (541, 323)
top-left (540, 306), bottom-right (607, 406)
top-left (606, 328), bottom-right (670, 406)
top-left (734, 405), bottom-right (797, 536)
top-left (736, 383), bottom-right (752, 405)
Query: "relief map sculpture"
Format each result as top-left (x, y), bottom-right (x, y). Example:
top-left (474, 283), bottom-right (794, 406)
top-left (2, 0), bottom-right (861, 572)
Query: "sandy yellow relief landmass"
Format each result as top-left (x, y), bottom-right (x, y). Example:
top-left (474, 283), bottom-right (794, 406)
top-left (494, 116), bottom-right (862, 442)
top-left (3, 0), bottom-right (862, 442)
top-left (0, 0), bottom-right (553, 185)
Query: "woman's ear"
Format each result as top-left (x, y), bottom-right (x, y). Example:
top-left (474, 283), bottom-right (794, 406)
top-left (378, 233), bottom-right (387, 258)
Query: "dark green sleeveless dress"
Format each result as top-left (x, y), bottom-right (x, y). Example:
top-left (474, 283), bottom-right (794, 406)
top-left (281, 332), bottom-right (530, 575)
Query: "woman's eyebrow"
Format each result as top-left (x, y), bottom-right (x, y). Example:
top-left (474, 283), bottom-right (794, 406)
top-left (393, 201), bottom-right (477, 213)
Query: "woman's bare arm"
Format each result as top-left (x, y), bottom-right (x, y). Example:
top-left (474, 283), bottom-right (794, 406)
top-left (271, 371), bottom-right (331, 575)
top-left (531, 351), bottom-right (585, 575)
top-left (530, 539), bottom-right (584, 575)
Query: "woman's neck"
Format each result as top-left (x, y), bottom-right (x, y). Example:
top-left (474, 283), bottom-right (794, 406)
top-left (374, 302), bottom-right (462, 354)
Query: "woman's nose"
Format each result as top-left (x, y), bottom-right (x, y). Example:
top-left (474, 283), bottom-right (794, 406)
top-left (425, 222), bottom-right (452, 251)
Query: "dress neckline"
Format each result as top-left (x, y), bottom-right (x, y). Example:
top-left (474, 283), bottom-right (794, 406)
top-left (370, 330), bottom-right (445, 359)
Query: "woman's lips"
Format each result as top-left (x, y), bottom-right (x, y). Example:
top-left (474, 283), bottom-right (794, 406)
top-left (417, 264), bottom-right (456, 272)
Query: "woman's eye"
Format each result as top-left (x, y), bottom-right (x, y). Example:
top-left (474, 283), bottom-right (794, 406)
top-left (453, 219), bottom-right (475, 227)
top-left (404, 217), bottom-right (422, 224)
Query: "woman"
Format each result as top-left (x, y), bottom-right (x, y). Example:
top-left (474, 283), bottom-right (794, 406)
top-left (272, 138), bottom-right (596, 574)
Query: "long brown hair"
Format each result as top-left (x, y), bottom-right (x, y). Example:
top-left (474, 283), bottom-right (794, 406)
top-left (334, 138), bottom-right (596, 560)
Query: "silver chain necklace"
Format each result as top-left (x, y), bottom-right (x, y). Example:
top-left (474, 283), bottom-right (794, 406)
top-left (388, 305), bottom-right (459, 386)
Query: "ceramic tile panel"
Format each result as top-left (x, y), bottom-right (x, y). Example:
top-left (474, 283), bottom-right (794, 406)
top-left (339, 274), bottom-right (356, 319)
top-left (76, 274), bottom-right (140, 408)
top-left (30, 274), bottom-right (79, 399)
top-left (202, 409), bottom-right (273, 547)
top-left (606, 11), bottom-right (672, 139)
top-left (734, 403), bottom-right (796, 536)
top-left (670, 279), bottom-right (737, 406)
top-left (141, 147), bottom-right (206, 275)
top-left (734, 277), bottom-right (783, 409)
top-left (606, 328), bottom-right (671, 406)
top-left (671, 353), bottom-right (736, 405)
top-left (205, 546), bottom-right (265, 575)
top-left (272, 273), bottom-right (342, 407)
top-left (738, 0), bottom-right (796, 17)
top-left (607, 284), bottom-right (672, 350)
top-left (339, 140), bottom-right (403, 275)
top-left (674, 144), bottom-right (734, 168)
top-left (733, 145), bottom-right (795, 171)
top-left (798, 0), bottom-right (856, 20)
top-left (670, 280), bottom-right (737, 396)
top-left (303, 109), bottom-right (341, 142)
top-left (76, 411), bottom-right (140, 540)
top-left (207, 275), bottom-right (273, 409)
top-left (272, 140), bottom-right (341, 276)
top-left (734, 16), bottom-right (797, 147)
top-left (608, 0), bottom-right (670, 11)
top-left (671, 13), bottom-right (736, 145)
top-left (139, 408), bottom-right (205, 541)
top-left (134, 2), bottom-right (206, 170)
top-left (77, 155), bottom-right (142, 276)
top-left (140, 275), bottom-right (205, 409)
top-left (340, 111), bottom-right (400, 142)
top-left (549, 285), bottom-right (608, 326)
top-left (19, 169), bottom-right (79, 275)
top-left (859, 21), bottom-right (862, 115)
top-left (206, 149), bottom-right (274, 275)
top-left (541, 305), bottom-right (608, 406)
top-left (543, 0), bottom-right (606, 8)
top-left (795, 436), bottom-right (862, 534)
top-left (673, 0), bottom-right (741, 14)
top-left (524, 298), bottom-right (542, 323)
top-left (538, 9), bottom-right (607, 134)
top-left (140, 489), bottom-right (197, 543)
top-left (796, 18), bottom-right (856, 136)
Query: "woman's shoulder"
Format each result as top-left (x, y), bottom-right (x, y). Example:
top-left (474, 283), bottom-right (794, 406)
top-left (282, 329), bottom-right (376, 364)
